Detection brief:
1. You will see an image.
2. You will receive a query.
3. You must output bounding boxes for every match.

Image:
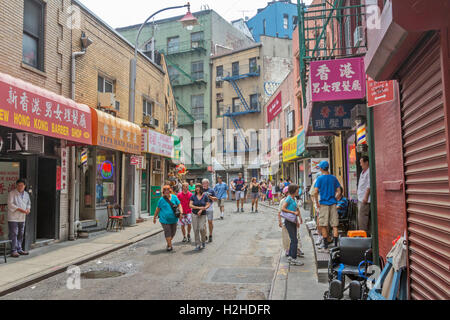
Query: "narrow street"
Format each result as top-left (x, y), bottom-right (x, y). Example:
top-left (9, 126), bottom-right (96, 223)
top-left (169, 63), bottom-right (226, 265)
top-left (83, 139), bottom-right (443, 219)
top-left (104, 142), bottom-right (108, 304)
top-left (2, 203), bottom-right (284, 300)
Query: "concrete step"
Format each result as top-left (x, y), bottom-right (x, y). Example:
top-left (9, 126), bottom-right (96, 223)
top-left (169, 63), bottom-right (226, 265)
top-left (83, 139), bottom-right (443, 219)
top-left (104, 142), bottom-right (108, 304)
top-left (80, 220), bottom-right (97, 229)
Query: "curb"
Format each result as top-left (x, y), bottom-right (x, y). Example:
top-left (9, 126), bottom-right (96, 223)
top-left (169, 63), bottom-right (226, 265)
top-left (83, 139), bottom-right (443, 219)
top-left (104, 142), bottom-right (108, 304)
top-left (268, 249), bottom-right (284, 300)
top-left (0, 228), bottom-right (163, 297)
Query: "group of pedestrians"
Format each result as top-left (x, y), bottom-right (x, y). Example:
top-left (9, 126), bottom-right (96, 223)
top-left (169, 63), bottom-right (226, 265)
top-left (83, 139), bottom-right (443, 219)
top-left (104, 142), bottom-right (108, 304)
top-left (153, 177), bottom-right (229, 252)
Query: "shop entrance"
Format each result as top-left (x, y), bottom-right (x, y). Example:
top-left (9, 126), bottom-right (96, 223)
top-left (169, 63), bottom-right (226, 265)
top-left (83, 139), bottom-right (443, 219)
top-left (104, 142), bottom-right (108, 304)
top-left (36, 158), bottom-right (57, 241)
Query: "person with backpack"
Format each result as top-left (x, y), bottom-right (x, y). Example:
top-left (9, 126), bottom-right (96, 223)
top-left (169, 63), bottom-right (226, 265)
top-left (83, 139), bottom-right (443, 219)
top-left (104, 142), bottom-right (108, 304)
top-left (281, 184), bottom-right (304, 266)
top-left (153, 185), bottom-right (183, 252)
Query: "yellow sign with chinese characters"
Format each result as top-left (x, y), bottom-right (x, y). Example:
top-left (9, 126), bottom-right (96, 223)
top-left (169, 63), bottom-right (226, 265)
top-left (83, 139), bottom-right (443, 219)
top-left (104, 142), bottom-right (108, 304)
top-left (282, 136), bottom-right (299, 162)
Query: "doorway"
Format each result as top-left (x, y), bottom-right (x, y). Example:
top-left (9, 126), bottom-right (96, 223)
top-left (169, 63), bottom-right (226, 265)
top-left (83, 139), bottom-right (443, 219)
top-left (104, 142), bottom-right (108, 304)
top-left (36, 158), bottom-right (57, 240)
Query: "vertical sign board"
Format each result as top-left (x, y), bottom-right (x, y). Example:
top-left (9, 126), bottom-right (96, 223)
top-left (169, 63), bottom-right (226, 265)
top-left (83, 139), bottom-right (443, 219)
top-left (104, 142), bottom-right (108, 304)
top-left (311, 101), bottom-right (354, 132)
top-left (61, 147), bottom-right (69, 194)
top-left (311, 158), bottom-right (329, 175)
top-left (267, 92), bottom-right (282, 123)
top-left (0, 162), bottom-right (20, 240)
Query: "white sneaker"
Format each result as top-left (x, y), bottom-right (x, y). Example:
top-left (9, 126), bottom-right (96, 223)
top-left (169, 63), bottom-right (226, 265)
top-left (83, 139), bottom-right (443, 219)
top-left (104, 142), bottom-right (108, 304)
top-left (288, 257), bottom-right (304, 266)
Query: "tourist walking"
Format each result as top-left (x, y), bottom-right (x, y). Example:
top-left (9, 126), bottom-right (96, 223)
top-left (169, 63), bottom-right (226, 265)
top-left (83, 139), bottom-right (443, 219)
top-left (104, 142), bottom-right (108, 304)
top-left (202, 179), bottom-right (217, 242)
top-left (281, 184), bottom-right (304, 266)
top-left (250, 178), bottom-right (260, 213)
top-left (189, 184), bottom-right (211, 251)
top-left (153, 186), bottom-right (183, 252)
top-left (213, 176), bottom-right (228, 220)
top-left (313, 161), bottom-right (341, 252)
top-left (233, 173), bottom-right (247, 213)
top-left (268, 181), bottom-right (274, 205)
top-left (177, 183), bottom-right (193, 243)
top-left (8, 179), bottom-right (31, 258)
top-left (260, 181), bottom-right (267, 202)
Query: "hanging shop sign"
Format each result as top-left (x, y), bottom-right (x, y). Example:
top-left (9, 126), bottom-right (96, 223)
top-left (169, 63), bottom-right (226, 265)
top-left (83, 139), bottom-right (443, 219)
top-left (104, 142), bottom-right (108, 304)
top-left (267, 92), bottom-right (282, 123)
top-left (296, 130), bottom-right (305, 157)
top-left (310, 57), bottom-right (366, 102)
top-left (283, 135), bottom-right (299, 162)
top-left (311, 101), bottom-right (354, 132)
top-left (366, 76), bottom-right (395, 107)
top-left (61, 147), bottom-right (69, 194)
top-left (56, 166), bottom-right (62, 191)
top-left (131, 155), bottom-right (146, 170)
top-left (92, 109), bottom-right (141, 154)
top-left (142, 128), bottom-right (174, 158)
top-left (173, 135), bottom-right (182, 162)
top-left (0, 72), bottom-right (92, 144)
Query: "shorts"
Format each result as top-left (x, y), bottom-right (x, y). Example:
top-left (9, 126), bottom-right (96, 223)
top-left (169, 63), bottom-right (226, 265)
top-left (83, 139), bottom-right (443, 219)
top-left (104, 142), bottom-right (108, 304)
top-left (235, 191), bottom-right (245, 200)
top-left (218, 199), bottom-right (226, 207)
top-left (206, 210), bottom-right (214, 221)
top-left (251, 192), bottom-right (259, 200)
top-left (178, 213), bottom-right (192, 226)
top-left (161, 223), bottom-right (177, 239)
top-left (318, 204), bottom-right (339, 227)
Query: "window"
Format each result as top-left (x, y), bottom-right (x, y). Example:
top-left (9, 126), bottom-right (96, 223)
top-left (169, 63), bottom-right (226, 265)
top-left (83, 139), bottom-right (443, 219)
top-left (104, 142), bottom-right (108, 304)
top-left (232, 62), bottom-right (239, 77)
top-left (216, 65), bottom-right (224, 88)
top-left (217, 130), bottom-right (224, 154)
top-left (233, 135), bottom-right (238, 156)
top-left (283, 14), bottom-right (289, 29)
top-left (23, 0), bottom-right (45, 70)
top-left (217, 100), bottom-right (224, 116)
top-left (98, 75), bottom-right (114, 93)
top-left (143, 99), bottom-right (153, 117)
top-left (192, 137), bottom-right (203, 164)
top-left (143, 39), bottom-right (155, 52)
top-left (96, 150), bottom-right (118, 207)
top-left (250, 94), bottom-right (259, 110)
top-left (167, 36), bottom-right (179, 54)
top-left (191, 94), bottom-right (204, 120)
top-left (249, 58), bottom-right (257, 73)
top-left (292, 16), bottom-right (298, 28)
top-left (232, 97), bottom-right (241, 113)
top-left (250, 131), bottom-right (258, 153)
top-left (167, 65), bottom-right (180, 83)
top-left (191, 31), bottom-right (204, 48)
top-left (191, 61), bottom-right (204, 81)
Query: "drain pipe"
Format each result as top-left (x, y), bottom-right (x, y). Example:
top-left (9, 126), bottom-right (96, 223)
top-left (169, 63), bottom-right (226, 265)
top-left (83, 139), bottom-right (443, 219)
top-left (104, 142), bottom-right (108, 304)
top-left (69, 50), bottom-right (86, 241)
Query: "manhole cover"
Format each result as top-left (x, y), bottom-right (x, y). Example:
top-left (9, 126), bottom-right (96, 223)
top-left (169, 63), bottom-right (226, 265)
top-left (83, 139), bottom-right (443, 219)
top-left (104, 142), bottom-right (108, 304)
top-left (81, 270), bottom-right (125, 279)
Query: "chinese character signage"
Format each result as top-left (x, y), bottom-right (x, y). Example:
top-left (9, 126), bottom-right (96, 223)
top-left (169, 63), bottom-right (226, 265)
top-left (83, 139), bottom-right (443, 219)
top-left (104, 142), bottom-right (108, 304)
top-left (312, 101), bottom-right (354, 132)
top-left (142, 128), bottom-right (174, 158)
top-left (0, 72), bottom-right (92, 144)
top-left (367, 76), bottom-right (395, 107)
top-left (93, 109), bottom-right (141, 154)
top-left (61, 147), bottom-right (69, 194)
top-left (131, 156), bottom-right (146, 170)
top-left (296, 130), bottom-right (305, 157)
top-left (283, 135), bottom-right (298, 162)
top-left (0, 162), bottom-right (20, 240)
top-left (267, 92), bottom-right (282, 123)
top-left (310, 57), bottom-right (366, 102)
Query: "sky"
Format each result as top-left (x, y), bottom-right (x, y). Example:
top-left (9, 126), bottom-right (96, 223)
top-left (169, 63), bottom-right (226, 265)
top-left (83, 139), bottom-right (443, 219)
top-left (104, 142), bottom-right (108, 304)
top-left (78, 0), bottom-right (312, 29)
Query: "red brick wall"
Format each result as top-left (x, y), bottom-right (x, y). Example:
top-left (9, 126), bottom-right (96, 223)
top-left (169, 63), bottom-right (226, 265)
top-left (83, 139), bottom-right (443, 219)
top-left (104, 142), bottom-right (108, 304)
top-left (373, 82), bottom-right (407, 259)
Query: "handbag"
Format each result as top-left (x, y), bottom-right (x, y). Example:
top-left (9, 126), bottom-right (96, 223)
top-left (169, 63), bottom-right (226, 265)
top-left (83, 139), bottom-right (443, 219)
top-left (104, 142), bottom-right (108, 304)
top-left (281, 196), bottom-right (298, 223)
top-left (163, 196), bottom-right (181, 218)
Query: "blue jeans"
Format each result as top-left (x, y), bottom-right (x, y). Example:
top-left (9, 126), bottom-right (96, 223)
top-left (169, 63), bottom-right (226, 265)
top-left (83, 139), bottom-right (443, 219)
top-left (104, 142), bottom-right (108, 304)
top-left (285, 220), bottom-right (298, 259)
top-left (8, 222), bottom-right (25, 253)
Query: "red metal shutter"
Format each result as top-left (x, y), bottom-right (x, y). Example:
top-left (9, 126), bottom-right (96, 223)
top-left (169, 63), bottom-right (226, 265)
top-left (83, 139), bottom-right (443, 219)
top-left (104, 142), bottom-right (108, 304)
top-left (399, 33), bottom-right (450, 300)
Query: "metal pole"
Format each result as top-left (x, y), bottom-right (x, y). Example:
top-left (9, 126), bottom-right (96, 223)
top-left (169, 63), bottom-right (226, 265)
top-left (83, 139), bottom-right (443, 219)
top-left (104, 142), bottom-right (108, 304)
top-left (367, 107), bottom-right (380, 266)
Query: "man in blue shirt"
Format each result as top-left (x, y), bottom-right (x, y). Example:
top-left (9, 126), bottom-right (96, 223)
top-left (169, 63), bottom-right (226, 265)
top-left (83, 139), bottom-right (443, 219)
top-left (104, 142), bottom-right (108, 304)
top-left (314, 161), bottom-right (341, 251)
top-left (233, 173), bottom-right (247, 213)
top-left (214, 176), bottom-right (228, 220)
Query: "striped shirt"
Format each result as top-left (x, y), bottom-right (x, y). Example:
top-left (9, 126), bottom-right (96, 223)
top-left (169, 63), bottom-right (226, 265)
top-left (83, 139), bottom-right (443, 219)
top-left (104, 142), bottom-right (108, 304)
top-left (336, 197), bottom-right (349, 218)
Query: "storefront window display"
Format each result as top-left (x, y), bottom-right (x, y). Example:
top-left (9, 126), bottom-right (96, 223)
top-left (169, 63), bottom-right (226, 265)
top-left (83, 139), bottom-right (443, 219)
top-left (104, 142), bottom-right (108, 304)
top-left (346, 134), bottom-right (358, 201)
top-left (96, 150), bottom-right (118, 207)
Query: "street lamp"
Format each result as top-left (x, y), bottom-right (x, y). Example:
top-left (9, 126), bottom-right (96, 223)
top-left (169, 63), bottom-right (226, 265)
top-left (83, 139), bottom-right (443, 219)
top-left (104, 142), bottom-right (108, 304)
top-left (129, 2), bottom-right (198, 123)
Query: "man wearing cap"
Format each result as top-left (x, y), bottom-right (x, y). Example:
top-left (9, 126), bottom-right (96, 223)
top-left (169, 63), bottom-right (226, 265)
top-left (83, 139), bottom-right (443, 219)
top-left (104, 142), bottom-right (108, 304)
top-left (7, 179), bottom-right (31, 258)
top-left (313, 161), bottom-right (341, 252)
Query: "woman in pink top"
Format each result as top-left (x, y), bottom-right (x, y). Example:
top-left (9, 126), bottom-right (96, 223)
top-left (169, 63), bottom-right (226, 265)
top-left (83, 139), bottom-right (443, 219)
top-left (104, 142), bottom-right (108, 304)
top-left (177, 183), bottom-right (193, 242)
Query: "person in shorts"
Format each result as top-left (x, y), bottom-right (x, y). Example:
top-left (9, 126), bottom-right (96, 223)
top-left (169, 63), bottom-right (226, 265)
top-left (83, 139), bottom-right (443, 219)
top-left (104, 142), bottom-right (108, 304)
top-left (233, 173), bottom-right (246, 213)
top-left (213, 176), bottom-right (228, 220)
top-left (250, 177), bottom-right (260, 213)
top-left (313, 161), bottom-right (341, 252)
top-left (202, 179), bottom-right (217, 243)
top-left (153, 186), bottom-right (183, 252)
top-left (177, 183), bottom-right (193, 243)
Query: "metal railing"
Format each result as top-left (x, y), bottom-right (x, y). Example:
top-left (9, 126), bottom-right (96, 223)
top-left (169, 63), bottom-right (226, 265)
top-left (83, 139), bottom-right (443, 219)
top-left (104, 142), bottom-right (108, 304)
top-left (158, 40), bottom-right (206, 55)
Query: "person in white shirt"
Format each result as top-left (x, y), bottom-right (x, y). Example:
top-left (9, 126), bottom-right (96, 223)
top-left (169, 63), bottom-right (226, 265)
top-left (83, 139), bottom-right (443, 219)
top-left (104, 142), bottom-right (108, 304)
top-left (8, 179), bottom-right (31, 258)
top-left (357, 156), bottom-right (371, 234)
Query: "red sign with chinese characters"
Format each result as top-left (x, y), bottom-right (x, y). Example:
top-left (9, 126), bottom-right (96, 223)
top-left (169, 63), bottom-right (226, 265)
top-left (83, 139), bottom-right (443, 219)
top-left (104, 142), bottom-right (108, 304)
top-left (367, 76), bottom-right (395, 107)
top-left (56, 166), bottom-right (61, 191)
top-left (310, 57), bottom-right (366, 102)
top-left (267, 92), bottom-right (282, 123)
top-left (0, 72), bottom-right (92, 144)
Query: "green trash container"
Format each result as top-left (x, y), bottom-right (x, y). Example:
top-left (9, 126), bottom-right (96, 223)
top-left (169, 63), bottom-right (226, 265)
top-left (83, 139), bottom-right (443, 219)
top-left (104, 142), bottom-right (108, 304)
top-left (150, 186), bottom-right (162, 216)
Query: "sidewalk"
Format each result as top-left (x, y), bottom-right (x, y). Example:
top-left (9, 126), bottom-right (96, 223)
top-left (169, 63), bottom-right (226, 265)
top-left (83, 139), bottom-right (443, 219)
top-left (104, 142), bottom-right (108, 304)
top-left (0, 220), bottom-right (162, 296)
top-left (260, 202), bottom-right (328, 300)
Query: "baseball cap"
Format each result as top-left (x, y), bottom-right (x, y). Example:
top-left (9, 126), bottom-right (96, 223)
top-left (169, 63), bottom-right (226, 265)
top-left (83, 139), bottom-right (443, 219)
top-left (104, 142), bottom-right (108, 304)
top-left (318, 161), bottom-right (329, 170)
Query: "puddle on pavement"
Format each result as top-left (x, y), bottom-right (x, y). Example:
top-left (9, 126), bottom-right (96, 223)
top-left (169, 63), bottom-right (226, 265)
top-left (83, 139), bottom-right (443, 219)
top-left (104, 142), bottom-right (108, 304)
top-left (81, 270), bottom-right (125, 279)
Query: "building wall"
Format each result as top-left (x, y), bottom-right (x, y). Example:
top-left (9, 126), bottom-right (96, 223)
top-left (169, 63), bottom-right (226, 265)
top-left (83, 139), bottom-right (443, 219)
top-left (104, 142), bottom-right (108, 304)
top-left (0, 0), bottom-right (73, 241)
top-left (372, 83), bottom-right (407, 259)
top-left (292, 27), bottom-right (303, 134)
top-left (246, 1), bottom-right (298, 42)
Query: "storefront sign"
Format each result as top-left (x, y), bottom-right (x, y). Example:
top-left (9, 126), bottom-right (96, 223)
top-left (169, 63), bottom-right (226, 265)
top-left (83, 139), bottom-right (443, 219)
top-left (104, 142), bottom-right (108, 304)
top-left (296, 130), bottom-right (305, 157)
top-left (311, 158), bottom-right (329, 174)
top-left (142, 128), bottom-right (174, 158)
top-left (131, 155), bottom-right (146, 170)
top-left (61, 147), bottom-right (69, 194)
top-left (367, 76), bottom-right (395, 107)
top-left (283, 135), bottom-right (299, 162)
top-left (310, 57), bottom-right (366, 102)
top-left (56, 166), bottom-right (61, 191)
top-left (92, 109), bottom-right (141, 154)
top-left (267, 92), bottom-right (282, 123)
top-left (311, 101), bottom-right (354, 132)
top-left (0, 72), bottom-right (92, 144)
top-left (100, 161), bottom-right (114, 179)
top-left (0, 162), bottom-right (20, 240)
